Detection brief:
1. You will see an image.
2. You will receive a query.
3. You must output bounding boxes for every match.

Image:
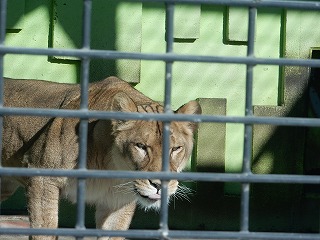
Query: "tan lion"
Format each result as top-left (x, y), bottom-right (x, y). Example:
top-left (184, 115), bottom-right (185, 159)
top-left (1, 76), bottom-right (201, 240)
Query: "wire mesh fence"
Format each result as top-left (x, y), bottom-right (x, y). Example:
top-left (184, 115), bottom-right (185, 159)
top-left (0, 0), bottom-right (320, 239)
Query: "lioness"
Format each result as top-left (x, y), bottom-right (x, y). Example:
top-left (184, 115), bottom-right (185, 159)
top-left (1, 76), bottom-right (201, 240)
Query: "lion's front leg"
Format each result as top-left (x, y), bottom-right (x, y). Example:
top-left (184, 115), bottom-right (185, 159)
top-left (96, 201), bottom-right (136, 240)
top-left (27, 176), bottom-right (60, 240)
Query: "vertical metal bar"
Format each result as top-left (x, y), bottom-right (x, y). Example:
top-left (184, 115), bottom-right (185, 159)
top-left (160, 123), bottom-right (170, 240)
top-left (160, 2), bottom-right (175, 240)
top-left (0, 0), bottom-right (7, 214)
top-left (240, 6), bottom-right (256, 235)
top-left (0, 0), bottom-right (6, 45)
top-left (79, 0), bottom-right (92, 111)
top-left (76, 0), bottom-right (92, 237)
top-left (0, 0), bottom-right (7, 164)
top-left (243, 6), bottom-right (256, 172)
top-left (164, 2), bottom-right (174, 113)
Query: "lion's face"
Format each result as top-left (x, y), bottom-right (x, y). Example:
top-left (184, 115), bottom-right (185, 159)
top-left (111, 97), bottom-right (201, 210)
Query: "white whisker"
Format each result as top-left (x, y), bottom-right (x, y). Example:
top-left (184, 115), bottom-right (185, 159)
top-left (171, 184), bottom-right (195, 204)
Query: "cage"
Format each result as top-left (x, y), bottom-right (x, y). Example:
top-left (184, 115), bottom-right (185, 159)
top-left (1, 0), bottom-right (320, 239)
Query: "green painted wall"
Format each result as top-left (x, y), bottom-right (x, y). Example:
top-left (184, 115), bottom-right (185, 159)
top-left (4, 1), bottom-right (283, 176)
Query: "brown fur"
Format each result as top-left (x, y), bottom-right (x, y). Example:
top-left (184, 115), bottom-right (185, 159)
top-left (1, 76), bottom-right (201, 240)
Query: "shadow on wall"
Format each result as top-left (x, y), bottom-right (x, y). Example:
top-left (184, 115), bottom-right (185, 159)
top-left (6, 0), bottom-right (121, 82)
top-left (48, 0), bottom-right (118, 82)
top-left (250, 63), bottom-right (320, 232)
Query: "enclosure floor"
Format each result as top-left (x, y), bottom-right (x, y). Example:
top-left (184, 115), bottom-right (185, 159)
top-left (0, 216), bottom-right (212, 240)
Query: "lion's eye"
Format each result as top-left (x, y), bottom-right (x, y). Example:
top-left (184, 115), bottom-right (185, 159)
top-left (136, 143), bottom-right (147, 151)
top-left (170, 146), bottom-right (183, 159)
top-left (172, 146), bottom-right (182, 152)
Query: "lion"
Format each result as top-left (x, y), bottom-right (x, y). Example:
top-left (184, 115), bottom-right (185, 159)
top-left (1, 76), bottom-right (201, 240)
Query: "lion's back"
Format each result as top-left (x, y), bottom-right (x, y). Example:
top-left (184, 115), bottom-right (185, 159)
top-left (4, 78), bottom-right (79, 109)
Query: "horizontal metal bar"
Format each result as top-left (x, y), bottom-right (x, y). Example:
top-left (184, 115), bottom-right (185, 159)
top-left (169, 230), bottom-right (320, 240)
top-left (0, 167), bottom-right (319, 184)
top-left (127, 0), bottom-right (320, 11)
top-left (0, 228), bottom-right (320, 240)
top-left (1, 106), bottom-right (320, 127)
top-left (2, 46), bottom-right (320, 67)
top-left (0, 228), bottom-right (161, 239)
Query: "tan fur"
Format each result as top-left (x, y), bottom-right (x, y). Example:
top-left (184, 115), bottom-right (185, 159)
top-left (1, 76), bottom-right (201, 240)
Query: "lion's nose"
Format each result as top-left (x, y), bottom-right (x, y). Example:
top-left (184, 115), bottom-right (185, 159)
top-left (148, 179), bottom-right (161, 191)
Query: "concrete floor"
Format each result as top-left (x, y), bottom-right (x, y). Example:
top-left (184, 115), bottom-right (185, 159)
top-left (0, 215), bottom-right (220, 240)
top-left (0, 237), bottom-right (95, 240)
top-left (0, 216), bottom-right (161, 240)
top-left (0, 216), bottom-right (99, 240)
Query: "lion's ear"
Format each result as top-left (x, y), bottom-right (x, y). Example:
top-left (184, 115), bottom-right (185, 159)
top-left (175, 100), bottom-right (202, 133)
top-left (111, 92), bottom-right (137, 131)
top-left (112, 92), bottom-right (137, 112)
top-left (176, 100), bottom-right (201, 115)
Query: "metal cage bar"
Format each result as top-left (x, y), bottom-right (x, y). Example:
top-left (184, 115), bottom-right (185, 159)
top-left (159, 2), bottom-right (175, 239)
top-left (4, 44), bottom-right (320, 67)
top-left (240, 6), bottom-right (257, 234)
top-left (0, 0), bottom-right (7, 221)
top-left (1, 0), bottom-right (320, 239)
top-left (75, 0), bottom-right (93, 235)
top-left (0, 0), bottom-right (6, 168)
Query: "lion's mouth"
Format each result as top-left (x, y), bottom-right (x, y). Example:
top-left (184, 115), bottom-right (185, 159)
top-left (140, 193), bottom-right (161, 200)
top-left (136, 190), bottom-right (161, 203)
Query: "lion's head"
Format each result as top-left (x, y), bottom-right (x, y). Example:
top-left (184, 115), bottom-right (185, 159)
top-left (110, 93), bottom-right (201, 210)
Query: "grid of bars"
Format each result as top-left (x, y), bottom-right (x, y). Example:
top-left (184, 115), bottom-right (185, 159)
top-left (0, 0), bottom-right (320, 239)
